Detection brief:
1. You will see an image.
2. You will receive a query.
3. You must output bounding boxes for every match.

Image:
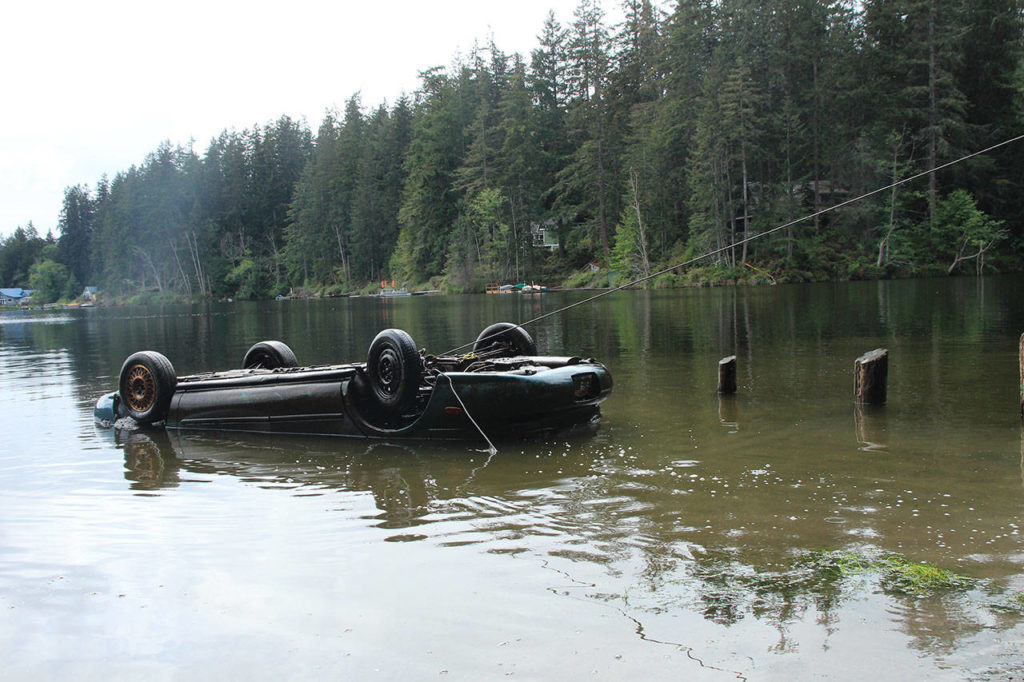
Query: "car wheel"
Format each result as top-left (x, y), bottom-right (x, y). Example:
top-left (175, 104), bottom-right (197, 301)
top-left (118, 351), bottom-right (176, 424)
top-left (243, 340), bottom-right (299, 369)
top-left (473, 322), bottom-right (537, 357)
top-left (366, 329), bottom-right (422, 411)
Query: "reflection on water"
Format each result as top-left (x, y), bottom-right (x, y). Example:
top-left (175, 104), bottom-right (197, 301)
top-left (3, 277), bottom-right (1024, 678)
top-left (854, 404), bottom-right (888, 452)
top-left (113, 417), bottom-right (1024, 652)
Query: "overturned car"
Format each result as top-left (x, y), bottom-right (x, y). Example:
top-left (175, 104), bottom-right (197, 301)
top-left (94, 323), bottom-right (613, 442)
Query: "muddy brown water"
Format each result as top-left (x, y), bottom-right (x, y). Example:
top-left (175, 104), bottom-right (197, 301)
top-left (1, 277), bottom-right (1023, 679)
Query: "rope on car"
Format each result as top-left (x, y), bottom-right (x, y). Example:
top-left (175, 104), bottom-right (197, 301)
top-left (435, 371), bottom-right (498, 455)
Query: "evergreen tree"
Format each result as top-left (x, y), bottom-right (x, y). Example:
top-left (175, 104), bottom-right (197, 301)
top-left (393, 67), bottom-right (475, 281)
top-left (284, 111), bottom-right (342, 287)
top-left (529, 13), bottom-right (574, 254)
top-left (497, 58), bottom-right (547, 280)
top-left (0, 224), bottom-right (47, 288)
top-left (554, 0), bottom-right (618, 265)
top-left (10, 0), bottom-right (1024, 294)
top-left (350, 99), bottom-right (412, 282)
top-left (862, 0), bottom-right (968, 225)
top-left (56, 184), bottom-right (95, 287)
top-left (953, 0), bottom-right (1024, 232)
top-left (613, 0), bottom-right (678, 256)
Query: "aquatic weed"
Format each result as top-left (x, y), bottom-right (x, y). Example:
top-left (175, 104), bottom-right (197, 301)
top-left (876, 556), bottom-right (974, 595)
top-left (801, 550), bottom-right (875, 580)
top-left (802, 550), bottom-right (974, 596)
top-left (627, 549), bottom-right (985, 630)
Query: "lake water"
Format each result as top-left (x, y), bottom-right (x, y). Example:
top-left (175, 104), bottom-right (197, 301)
top-left (2, 277), bottom-right (1023, 679)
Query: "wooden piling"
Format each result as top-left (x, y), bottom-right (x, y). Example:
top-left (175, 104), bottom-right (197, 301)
top-left (1019, 333), bottom-right (1023, 418)
top-left (718, 355), bottom-right (737, 395)
top-left (855, 348), bottom-right (888, 405)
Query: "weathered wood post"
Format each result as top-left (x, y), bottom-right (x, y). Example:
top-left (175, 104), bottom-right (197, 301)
top-left (718, 356), bottom-right (737, 395)
top-left (855, 348), bottom-right (888, 405)
top-left (1019, 333), bottom-right (1023, 418)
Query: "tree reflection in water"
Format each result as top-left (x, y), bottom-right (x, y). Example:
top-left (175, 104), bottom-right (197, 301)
top-left (114, 425), bottom-right (1024, 660)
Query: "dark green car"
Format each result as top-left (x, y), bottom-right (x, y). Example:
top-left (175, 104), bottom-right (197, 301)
top-left (94, 324), bottom-right (612, 442)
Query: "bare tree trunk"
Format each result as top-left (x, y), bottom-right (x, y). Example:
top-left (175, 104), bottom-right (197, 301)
top-left (507, 191), bottom-right (521, 282)
top-left (269, 234), bottom-right (282, 289)
top-left (877, 136), bottom-right (901, 267)
top-left (948, 231), bottom-right (1006, 275)
top-left (333, 225), bottom-right (350, 283)
top-left (628, 169), bottom-right (651, 281)
top-left (171, 239), bottom-right (192, 298)
top-left (597, 133), bottom-right (610, 265)
top-left (134, 247), bottom-right (163, 293)
top-left (927, 0), bottom-right (938, 225)
top-left (187, 231), bottom-right (208, 297)
top-left (713, 156), bottom-right (725, 263)
top-left (740, 133), bottom-right (750, 265)
top-left (812, 59), bottom-right (821, 233)
top-left (726, 161), bottom-right (736, 269)
top-left (785, 106), bottom-right (794, 260)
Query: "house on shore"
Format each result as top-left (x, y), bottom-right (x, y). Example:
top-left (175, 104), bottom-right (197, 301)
top-left (0, 288), bottom-right (33, 305)
top-left (531, 220), bottom-right (559, 250)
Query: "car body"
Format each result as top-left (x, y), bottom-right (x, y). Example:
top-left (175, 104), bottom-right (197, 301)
top-left (94, 325), bottom-right (613, 442)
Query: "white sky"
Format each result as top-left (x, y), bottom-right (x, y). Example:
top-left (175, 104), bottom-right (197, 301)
top-left (0, 0), bottom-right (623, 240)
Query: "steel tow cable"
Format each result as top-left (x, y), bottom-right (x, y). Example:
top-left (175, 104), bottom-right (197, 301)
top-left (434, 370), bottom-right (498, 455)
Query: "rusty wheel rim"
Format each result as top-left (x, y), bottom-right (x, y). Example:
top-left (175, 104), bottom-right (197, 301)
top-left (125, 364), bottom-right (156, 413)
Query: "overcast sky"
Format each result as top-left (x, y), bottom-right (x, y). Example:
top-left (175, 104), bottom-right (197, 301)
top-left (1, 0), bottom-right (624, 240)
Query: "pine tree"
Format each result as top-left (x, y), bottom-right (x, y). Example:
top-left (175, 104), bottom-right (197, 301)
top-left (57, 184), bottom-right (95, 287)
top-left (350, 100), bottom-right (412, 282)
top-left (394, 67), bottom-right (475, 281)
top-left (863, 0), bottom-right (968, 225)
top-left (497, 58), bottom-right (546, 280)
top-left (529, 13), bottom-right (573, 254)
top-left (554, 0), bottom-right (618, 265)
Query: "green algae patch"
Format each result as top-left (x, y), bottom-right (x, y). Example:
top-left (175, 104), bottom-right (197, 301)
top-left (803, 550), bottom-right (974, 596)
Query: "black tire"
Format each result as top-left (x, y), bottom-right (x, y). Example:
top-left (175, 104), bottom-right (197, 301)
top-left (118, 351), bottom-right (176, 425)
top-left (243, 340), bottom-right (298, 369)
top-left (366, 329), bottom-right (423, 411)
top-left (473, 322), bottom-right (537, 357)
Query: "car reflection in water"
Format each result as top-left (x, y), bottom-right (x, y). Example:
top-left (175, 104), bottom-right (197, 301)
top-left (114, 424), bottom-right (600, 531)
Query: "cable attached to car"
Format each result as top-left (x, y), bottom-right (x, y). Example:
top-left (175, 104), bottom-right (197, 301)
top-left (434, 370), bottom-right (497, 455)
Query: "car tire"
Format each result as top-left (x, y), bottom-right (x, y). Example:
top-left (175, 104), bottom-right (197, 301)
top-left (243, 340), bottom-right (299, 369)
top-left (473, 322), bottom-right (537, 357)
top-left (119, 351), bottom-right (176, 425)
top-left (366, 329), bottom-right (422, 411)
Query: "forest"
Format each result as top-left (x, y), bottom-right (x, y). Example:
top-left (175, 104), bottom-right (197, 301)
top-left (2, 0), bottom-right (1023, 304)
